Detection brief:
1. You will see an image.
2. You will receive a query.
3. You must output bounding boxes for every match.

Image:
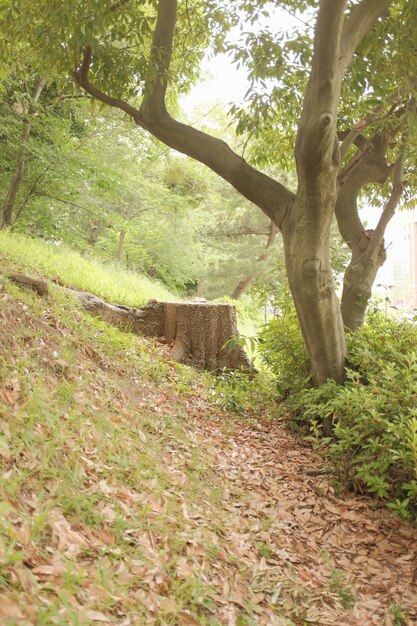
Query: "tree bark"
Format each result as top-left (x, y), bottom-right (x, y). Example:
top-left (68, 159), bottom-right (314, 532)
top-left (336, 134), bottom-right (405, 330)
top-left (231, 221), bottom-right (277, 299)
top-left (340, 232), bottom-right (387, 331)
top-left (283, 197), bottom-right (346, 386)
top-left (1, 77), bottom-right (46, 229)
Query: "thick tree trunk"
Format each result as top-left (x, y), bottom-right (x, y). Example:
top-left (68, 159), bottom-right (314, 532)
top-left (283, 201), bottom-right (347, 386)
top-left (1, 78), bottom-right (46, 229)
top-left (232, 221), bottom-right (277, 299)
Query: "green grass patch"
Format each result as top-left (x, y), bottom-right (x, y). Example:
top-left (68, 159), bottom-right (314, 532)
top-left (0, 230), bottom-right (177, 305)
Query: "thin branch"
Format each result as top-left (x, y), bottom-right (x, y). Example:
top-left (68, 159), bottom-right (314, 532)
top-left (337, 141), bottom-right (374, 185)
top-left (339, 126), bottom-right (369, 161)
top-left (33, 192), bottom-right (97, 216)
top-left (366, 145), bottom-right (406, 259)
top-left (74, 46), bottom-right (143, 121)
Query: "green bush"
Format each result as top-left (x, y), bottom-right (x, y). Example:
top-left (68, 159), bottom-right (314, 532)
top-left (292, 312), bottom-right (417, 519)
top-left (257, 287), bottom-right (311, 396)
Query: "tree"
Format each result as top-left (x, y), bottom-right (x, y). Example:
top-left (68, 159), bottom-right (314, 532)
top-left (1, 76), bottom-right (46, 228)
top-left (3, 0), bottom-right (416, 385)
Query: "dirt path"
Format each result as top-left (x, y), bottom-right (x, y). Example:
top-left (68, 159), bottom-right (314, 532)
top-left (189, 404), bottom-right (417, 625)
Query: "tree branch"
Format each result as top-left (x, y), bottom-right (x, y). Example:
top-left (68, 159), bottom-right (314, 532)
top-left (296, 1), bottom-right (347, 175)
top-left (339, 0), bottom-right (393, 74)
top-left (337, 141), bottom-right (374, 185)
top-left (335, 134), bottom-right (391, 247)
top-left (73, 46), bottom-right (143, 120)
top-left (366, 145), bottom-right (406, 259)
top-left (73, 4), bottom-right (294, 229)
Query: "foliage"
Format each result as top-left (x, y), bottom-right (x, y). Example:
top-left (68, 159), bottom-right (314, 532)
top-left (253, 283), bottom-right (310, 397)
top-left (292, 312), bottom-right (417, 519)
top-left (0, 77), bottom-right (89, 233)
top-left (212, 368), bottom-right (276, 416)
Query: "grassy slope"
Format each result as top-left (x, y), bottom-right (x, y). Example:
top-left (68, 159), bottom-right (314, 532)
top-left (0, 231), bottom-right (177, 306)
top-left (1, 236), bottom-right (416, 626)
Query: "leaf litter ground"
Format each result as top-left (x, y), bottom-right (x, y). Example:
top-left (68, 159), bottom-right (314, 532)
top-left (0, 278), bottom-right (416, 626)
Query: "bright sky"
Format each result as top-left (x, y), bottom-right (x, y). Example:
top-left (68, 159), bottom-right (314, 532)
top-left (181, 5), bottom-right (303, 115)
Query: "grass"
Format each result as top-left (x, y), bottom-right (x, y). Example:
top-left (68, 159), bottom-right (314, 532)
top-left (0, 230), bottom-right (177, 305)
top-left (0, 262), bottom-right (325, 625)
top-left (1, 240), bottom-right (415, 625)
top-left (0, 278), bottom-right (226, 624)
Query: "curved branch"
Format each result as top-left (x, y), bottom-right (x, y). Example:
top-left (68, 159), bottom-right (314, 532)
top-left (339, 0), bottom-right (393, 73)
top-left (73, 46), bottom-right (143, 120)
top-left (73, 4), bottom-right (294, 230)
top-left (335, 134), bottom-right (391, 247)
top-left (366, 146), bottom-right (405, 259)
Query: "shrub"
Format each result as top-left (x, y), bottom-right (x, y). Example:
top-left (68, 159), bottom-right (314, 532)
top-left (257, 287), bottom-right (311, 396)
top-left (292, 312), bottom-right (417, 519)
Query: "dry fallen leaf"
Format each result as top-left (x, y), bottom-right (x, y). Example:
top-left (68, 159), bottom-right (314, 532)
top-left (86, 610), bottom-right (111, 622)
top-left (178, 611), bottom-right (200, 625)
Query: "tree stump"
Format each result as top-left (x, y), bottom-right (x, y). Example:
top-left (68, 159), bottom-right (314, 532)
top-left (67, 290), bottom-right (165, 337)
top-left (161, 301), bottom-right (251, 370)
top-left (68, 292), bottom-right (251, 371)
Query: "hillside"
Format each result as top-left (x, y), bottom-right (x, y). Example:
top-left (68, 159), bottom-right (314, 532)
top-left (0, 243), bottom-right (417, 626)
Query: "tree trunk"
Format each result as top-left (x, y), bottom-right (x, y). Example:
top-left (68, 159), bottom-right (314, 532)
top-left (231, 220), bottom-right (277, 299)
top-left (116, 229), bottom-right (126, 263)
top-left (1, 77), bottom-right (46, 229)
top-left (340, 231), bottom-right (386, 331)
top-left (283, 200), bottom-right (347, 386)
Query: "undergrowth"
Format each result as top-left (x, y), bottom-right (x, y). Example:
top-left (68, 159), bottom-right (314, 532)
top-left (293, 312), bottom-right (417, 520)
top-left (254, 290), bottom-right (417, 520)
